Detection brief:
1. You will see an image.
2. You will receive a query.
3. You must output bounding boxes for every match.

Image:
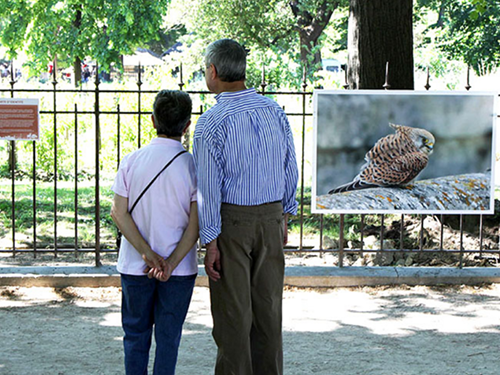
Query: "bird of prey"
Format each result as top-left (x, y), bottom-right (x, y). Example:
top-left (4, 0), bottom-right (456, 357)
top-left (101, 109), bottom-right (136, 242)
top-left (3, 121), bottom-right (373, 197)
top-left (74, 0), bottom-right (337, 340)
top-left (329, 123), bottom-right (435, 194)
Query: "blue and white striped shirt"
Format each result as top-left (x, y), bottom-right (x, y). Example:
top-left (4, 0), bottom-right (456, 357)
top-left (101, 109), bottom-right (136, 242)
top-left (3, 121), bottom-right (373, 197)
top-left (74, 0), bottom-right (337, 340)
top-left (193, 88), bottom-right (299, 244)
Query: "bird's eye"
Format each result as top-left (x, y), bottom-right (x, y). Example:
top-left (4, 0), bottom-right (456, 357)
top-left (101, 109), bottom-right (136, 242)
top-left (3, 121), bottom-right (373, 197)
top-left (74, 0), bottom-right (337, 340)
top-left (422, 138), bottom-right (434, 150)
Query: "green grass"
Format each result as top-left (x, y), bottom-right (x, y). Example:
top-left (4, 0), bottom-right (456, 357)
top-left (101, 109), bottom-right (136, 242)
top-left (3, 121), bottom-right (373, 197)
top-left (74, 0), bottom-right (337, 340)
top-left (1, 182), bottom-right (343, 250)
top-left (1, 181), bottom-right (498, 251)
top-left (0, 180), bottom-right (116, 249)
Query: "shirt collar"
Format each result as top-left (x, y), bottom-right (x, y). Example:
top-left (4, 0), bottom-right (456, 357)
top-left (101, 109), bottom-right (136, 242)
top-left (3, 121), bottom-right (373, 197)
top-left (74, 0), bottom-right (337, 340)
top-left (150, 137), bottom-right (183, 147)
top-left (215, 88), bottom-right (257, 102)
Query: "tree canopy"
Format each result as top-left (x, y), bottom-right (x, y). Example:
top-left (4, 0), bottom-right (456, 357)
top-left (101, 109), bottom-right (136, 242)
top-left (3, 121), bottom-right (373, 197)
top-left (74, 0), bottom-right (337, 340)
top-left (416, 0), bottom-right (500, 75)
top-left (179, 0), bottom-right (498, 89)
top-left (0, 0), bottom-right (170, 73)
top-left (188, 0), bottom-right (347, 81)
top-left (0, 0), bottom-right (498, 87)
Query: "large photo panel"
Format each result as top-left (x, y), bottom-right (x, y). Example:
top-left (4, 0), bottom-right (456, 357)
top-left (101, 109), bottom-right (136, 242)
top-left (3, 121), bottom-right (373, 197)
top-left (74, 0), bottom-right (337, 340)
top-left (312, 90), bottom-right (497, 214)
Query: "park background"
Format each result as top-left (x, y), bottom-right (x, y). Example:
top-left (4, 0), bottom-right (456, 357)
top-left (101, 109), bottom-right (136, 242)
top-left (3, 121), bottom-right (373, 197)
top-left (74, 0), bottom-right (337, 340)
top-left (1, 2), bottom-right (500, 374)
top-left (0, 0), bottom-right (499, 264)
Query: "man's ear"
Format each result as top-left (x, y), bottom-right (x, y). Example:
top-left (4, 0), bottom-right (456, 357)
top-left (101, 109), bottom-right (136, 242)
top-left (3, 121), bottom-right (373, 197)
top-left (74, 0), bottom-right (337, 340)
top-left (209, 64), bottom-right (217, 80)
top-left (182, 120), bottom-right (192, 135)
top-left (151, 114), bottom-right (157, 129)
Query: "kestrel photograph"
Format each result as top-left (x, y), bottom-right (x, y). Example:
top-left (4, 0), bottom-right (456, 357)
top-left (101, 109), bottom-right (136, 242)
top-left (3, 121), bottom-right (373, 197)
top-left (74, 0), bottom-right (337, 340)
top-left (312, 90), bottom-right (497, 214)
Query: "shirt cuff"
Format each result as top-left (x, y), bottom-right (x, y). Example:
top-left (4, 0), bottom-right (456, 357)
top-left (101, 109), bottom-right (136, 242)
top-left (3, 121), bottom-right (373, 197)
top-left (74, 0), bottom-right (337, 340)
top-left (283, 200), bottom-right (299, 216)
top-left (199, 225), bottom-right (221, 245)
top-left (111, 186), bottom-right (128, 198)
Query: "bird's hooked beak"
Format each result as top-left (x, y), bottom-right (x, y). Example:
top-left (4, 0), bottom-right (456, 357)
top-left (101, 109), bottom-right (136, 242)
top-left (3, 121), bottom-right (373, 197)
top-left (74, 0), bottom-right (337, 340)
top-left (423, 139), bottom-right (434, 153)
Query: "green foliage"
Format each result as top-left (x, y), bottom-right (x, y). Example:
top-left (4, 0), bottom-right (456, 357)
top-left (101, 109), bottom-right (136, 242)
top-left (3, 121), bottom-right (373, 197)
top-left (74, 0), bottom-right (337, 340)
top-left (181, 0), bottom-right (346, 89)
top-left (0, 0), bottom-right (170, 75)
top-left (146, 24), bottom-right (187, 57)
top-left (442, 0), bottom-right (500, 75)
top-left (0, 68), bottom-right (191, 181)
top-left (416, 0), bottom-right (500, 75)
top-left (193, 0), bottom-right (294, 49)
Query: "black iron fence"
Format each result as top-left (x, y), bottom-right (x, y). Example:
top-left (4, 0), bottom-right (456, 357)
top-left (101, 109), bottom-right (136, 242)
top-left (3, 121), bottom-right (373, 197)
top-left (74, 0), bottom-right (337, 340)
top-left (0, 63), bottom-right (498, 268)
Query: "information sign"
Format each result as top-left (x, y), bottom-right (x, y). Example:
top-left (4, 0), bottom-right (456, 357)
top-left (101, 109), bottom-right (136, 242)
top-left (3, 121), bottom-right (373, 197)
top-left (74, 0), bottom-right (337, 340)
top-left (0, 98), bottom-right (40, 140)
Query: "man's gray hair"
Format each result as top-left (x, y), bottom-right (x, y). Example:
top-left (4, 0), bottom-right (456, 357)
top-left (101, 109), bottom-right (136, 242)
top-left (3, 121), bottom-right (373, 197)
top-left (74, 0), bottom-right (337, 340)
top-left (153, 90), bottom-right (192, 137)
top-left (205, 39), bottom-right (246, 82)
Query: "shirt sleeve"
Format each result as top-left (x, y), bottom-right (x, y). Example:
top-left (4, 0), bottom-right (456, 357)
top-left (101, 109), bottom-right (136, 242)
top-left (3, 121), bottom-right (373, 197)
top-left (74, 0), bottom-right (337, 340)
top-left (111, 154), bottom-right (130, 198)
top-left (193, 129), bottom-right (223, 245)
top-left (187, 155), bottom-right (198, 203)
top-left (281, 111), bottom-right (299, 215)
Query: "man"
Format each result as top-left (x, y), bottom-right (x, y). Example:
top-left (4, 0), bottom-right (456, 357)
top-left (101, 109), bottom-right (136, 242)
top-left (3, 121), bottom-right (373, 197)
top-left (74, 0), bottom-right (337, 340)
top-left (111, 90), bottom-right (199, 375)
top-left (193, 39), bottom-right (299, 375)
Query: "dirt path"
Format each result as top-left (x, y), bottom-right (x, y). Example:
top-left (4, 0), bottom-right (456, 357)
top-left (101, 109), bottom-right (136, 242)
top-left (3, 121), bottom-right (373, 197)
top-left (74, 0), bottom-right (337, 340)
top-left (1, 285), bottom-right (500, 375)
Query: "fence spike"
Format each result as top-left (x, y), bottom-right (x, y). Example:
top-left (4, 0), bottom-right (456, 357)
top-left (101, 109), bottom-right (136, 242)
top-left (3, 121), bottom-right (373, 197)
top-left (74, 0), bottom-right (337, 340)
top-left (302, 65), bottom-right (307, 91)
top-left (178, 63), bottom-right (184, 90)
top-left (383, 61), bottom-right (391, 90)
top-left (465, 65), bottom-right (471, 91)
top-left (343, 63), bottom-right (349, 90)
top-left (260, 62), bottom-right (267, 93)
top-left (425, 66), bottom-right (431, 90)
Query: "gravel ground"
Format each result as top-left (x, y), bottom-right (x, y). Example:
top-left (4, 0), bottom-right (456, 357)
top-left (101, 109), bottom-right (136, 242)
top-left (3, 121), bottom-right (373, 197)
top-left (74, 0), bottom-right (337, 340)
top-left (1, 284), bottom-right (500, 375)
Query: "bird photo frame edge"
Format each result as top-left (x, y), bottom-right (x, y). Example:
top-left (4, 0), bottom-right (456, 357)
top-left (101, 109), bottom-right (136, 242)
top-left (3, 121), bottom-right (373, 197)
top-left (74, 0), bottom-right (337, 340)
top-left (311, 90), bottom-right (498, 215)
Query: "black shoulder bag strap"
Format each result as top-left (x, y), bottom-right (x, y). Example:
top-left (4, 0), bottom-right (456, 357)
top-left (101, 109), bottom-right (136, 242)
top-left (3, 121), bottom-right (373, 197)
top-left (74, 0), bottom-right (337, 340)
top-left (116, 149), bottom-right (187, 248)
top-left (129, 149), bottom-right (187, 215)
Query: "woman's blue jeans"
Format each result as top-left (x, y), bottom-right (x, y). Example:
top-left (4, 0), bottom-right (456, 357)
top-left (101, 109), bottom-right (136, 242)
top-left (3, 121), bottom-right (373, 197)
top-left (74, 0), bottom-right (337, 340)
top-left (120, 273), bottom-right (196, 375)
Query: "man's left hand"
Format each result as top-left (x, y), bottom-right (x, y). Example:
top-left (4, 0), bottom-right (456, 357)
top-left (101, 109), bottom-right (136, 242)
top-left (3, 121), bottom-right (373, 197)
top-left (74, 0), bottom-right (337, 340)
top-left (283, 213), bottom-right (289, 246)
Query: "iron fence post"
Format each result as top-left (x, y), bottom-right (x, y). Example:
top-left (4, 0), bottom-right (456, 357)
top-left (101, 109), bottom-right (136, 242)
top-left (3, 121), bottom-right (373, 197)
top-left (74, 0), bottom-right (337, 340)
top-left (94, 64), bottom-right (101, 266)
top-left (117, 104), bottom-right (121, 170)
top-left (74, 103), bottom-right (79, 257)
top-left (360, 214), bottom-right (365, 258)
top-left (459, 215), bottom-right (464, 268)
top-left (339, 214), bottom-right (344, 267)
top-left (52, 59), bottom-right (58, 257)
top-left (319, 214), bottom-right (324, 258)
top-left (419, 215), bottom-right (425, 251)
top-left (400, 214), bottom-right (404, 254)
top-left (137, 63), bottom-right (142, 149)
top-left (178, 64), bottom-right (190, 151)
top-left (479, 215), bottom-right (484, 257)
top-left (299, 68), bottom-right (307, 251)
top-left (9, 61), bottom-right (16, 258)
top-left (10, 139), bottom-right (15, 258)
top-left (380, 214), bottom-right (385, 252)
top-left (32, 139), bottom-right (37, 257)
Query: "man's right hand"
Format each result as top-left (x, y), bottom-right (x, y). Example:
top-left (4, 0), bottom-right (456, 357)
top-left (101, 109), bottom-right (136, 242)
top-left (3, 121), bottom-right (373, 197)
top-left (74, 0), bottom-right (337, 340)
top-left (204, 240), bottom-right (221, 282)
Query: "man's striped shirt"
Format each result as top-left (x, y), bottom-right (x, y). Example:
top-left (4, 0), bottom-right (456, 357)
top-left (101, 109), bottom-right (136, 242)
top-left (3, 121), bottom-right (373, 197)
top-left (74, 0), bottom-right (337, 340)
top-left (193, 88), bottom-right (299, 245)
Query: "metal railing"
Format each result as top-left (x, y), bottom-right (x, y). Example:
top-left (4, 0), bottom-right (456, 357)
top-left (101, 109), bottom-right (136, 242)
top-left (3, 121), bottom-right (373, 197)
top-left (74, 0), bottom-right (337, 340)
top-left (0, 62), bottom-right (498, 268)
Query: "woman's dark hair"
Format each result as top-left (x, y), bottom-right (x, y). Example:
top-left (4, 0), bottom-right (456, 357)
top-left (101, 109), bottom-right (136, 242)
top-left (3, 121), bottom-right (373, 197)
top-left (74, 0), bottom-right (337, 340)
top-left (153, 90), bottom-right (192, 137)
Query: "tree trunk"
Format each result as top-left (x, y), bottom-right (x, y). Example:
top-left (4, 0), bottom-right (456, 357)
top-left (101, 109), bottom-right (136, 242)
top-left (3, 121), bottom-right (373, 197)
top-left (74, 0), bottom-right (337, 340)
top-left (7, 141), bottom-right (16, 173)
top-left (74, 57), bottom-right (82, 87)
top-left (289, 0), bottom-right (339, 74)
top-left (73, 8), bottom-right (82, 87)
top-left (347, 0), bottom-right (414, 90)
top-left (299, 32), bottom-right (323, 71)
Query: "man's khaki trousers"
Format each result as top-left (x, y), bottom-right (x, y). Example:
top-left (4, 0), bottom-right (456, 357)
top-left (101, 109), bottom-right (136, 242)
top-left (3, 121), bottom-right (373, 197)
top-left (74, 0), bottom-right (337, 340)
top-left (210, 202), bottom-right (285, 375)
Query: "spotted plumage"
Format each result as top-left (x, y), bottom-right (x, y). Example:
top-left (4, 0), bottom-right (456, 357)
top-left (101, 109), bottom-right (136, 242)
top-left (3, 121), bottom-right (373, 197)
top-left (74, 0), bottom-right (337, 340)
top-left (329, 123), bottom-right (435, 194)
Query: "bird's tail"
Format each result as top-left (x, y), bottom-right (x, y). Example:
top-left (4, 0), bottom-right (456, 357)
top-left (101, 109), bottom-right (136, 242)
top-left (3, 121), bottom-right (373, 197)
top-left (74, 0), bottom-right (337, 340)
top-left (328, 180), bottom-right (379, 194)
